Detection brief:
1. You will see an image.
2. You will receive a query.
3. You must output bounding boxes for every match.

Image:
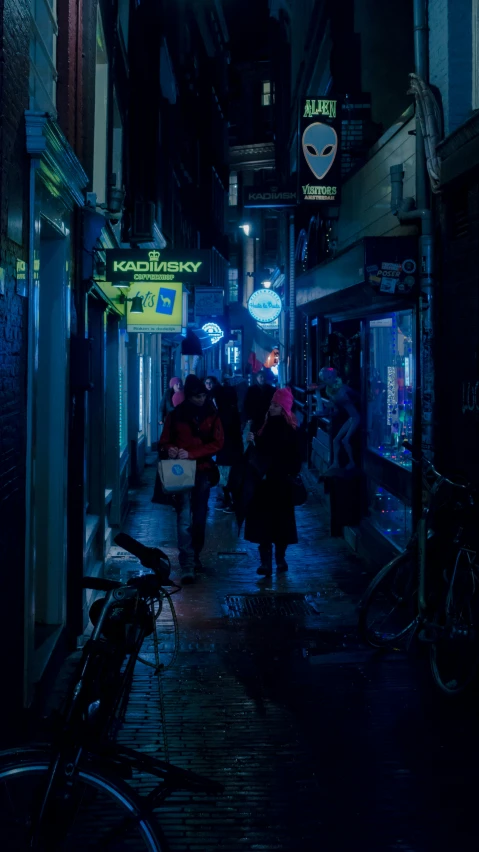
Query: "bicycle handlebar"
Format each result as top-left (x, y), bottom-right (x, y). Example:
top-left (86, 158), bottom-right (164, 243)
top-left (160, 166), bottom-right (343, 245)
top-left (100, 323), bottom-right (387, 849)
top-left (113, 533), bottom-right (171, 583)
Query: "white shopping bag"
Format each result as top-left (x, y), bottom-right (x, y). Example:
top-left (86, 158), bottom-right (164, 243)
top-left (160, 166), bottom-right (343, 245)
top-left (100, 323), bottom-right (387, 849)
top-left (158, 459), bottom-right (196, 493)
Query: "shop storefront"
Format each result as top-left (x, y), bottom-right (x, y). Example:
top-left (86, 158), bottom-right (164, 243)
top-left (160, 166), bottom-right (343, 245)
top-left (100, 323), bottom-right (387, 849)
top-left (297, 237), bottom-right (418, 562)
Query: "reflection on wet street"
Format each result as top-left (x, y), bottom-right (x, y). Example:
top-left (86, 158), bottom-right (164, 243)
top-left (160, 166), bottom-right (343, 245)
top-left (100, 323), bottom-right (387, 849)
top-left (103, 458), bottom-right (479, 851)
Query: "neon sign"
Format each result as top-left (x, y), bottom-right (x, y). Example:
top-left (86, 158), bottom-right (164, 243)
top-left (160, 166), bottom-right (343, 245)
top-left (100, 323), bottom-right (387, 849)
top-left (106, 249), bottom-right (210, 284)
top-left (300, 97), bottom-right (341, 204)
top-left (202, 322), bottom-right (224, 345)
top-left (247, 289), bottom-right (282, 324)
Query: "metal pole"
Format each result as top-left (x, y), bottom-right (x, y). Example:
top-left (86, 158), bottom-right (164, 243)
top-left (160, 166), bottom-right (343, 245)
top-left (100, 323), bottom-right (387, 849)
top-left (288, 213), bottom-right (295, 382)
top-left (413, 0), bottom-right (435, 460)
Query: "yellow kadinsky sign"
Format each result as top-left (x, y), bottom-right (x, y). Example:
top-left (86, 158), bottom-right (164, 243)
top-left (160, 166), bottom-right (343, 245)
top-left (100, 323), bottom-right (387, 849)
top-left (126, 282), bottom-right (183, 332)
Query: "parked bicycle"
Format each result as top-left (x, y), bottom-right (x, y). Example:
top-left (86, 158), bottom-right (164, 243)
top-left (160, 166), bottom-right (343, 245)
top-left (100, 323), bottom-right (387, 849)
top-left (358, 443), bottom-right (479, 696)
top-left (0, 533), bottom-right (222, 850)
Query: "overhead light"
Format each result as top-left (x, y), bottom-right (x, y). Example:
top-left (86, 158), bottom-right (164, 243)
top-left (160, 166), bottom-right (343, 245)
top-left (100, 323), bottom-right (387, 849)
top-left (262, 281), bottom-right (272, 288)
top-left (130, 296), bottom-right (144, 314)
top-left (112, 280), bottom-right (130, 289)
top-left (118, 293), bottom-right (144, 313)
top-left (239, 224), bottom-right (250, 236)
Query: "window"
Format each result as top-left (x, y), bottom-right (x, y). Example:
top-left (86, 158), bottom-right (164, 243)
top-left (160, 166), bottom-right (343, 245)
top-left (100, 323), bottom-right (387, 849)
top-left (212, 167), bottom-right (225, 233)
top-left (261, 80), bottom-right (275, 106)
top-left (93, 7), bottom-right (109, 205)
top-left (229, 171), bottom-right (238, 206)
top-left (29, 0), bottom-right (58, 115)
top-left (473, 0), bottom-right (479, 109)
top-left (367, 311), bottom-right (414, 470)
top-left (264, 217), bottom-right (278, 254)
top-left (112, 92), bottom-right (123, 190)
top-left (119, 329), bottom-right (128, 455)
top-left (228, 268), bottom-right (239, 303)
top-left (138, 355), bottom-right (144, 435)
top-left (118, 0), bottom-right (129, 52)
top-left (368, 482), bottom-right (412, 550)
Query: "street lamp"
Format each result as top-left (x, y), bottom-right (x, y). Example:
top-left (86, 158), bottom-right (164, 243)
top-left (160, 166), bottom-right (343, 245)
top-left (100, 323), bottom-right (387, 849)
top-left (239, 223), bottom-right (251, 236)
top-left (119, 293), bottom-right (144, 313)
top-left (262, 281), bottom-right (272, 288)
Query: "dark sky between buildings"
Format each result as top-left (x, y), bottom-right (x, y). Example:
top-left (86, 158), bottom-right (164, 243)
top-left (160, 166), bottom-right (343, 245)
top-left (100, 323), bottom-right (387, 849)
top-left (223, 0), bottom-right (270, 61)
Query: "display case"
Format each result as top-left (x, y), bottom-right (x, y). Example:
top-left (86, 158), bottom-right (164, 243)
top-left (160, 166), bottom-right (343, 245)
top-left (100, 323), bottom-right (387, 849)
top-left (367, 311), bottom-right (414, 471)
top-left (368, 481), bottom-right (413, 550)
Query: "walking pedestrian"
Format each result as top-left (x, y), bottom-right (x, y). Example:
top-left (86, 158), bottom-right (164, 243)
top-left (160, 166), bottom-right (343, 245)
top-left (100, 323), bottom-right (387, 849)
top-left (204, 375), bottom-right (220, 406)
top-left (244, 387), bottom-right (301, 576)
top-left (159, 377), bottom-right (183, 426)
top-left (243, 369), bottom-right (275, 433)
top-left (215, 373), bottom-right (243, 513)
top-left (159, 375), bottom-right (224, 584)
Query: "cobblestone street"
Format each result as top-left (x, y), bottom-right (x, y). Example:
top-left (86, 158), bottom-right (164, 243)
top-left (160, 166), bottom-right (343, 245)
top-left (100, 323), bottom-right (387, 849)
top-left (102, 456), bottom-right (479, 852)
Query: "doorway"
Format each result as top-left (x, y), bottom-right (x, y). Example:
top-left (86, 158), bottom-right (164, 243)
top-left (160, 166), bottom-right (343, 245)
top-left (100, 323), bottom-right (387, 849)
top-left (32, 218), bottom-right (69, 672)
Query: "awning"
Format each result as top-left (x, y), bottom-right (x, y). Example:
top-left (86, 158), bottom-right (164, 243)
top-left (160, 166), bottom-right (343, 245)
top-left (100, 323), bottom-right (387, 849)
top-left (181, 328), bottom-right (212, 355)
top-left (296, 236), bottom-right (418, 316)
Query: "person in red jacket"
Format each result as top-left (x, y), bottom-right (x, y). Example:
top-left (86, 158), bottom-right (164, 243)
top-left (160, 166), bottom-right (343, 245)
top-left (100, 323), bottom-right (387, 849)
top-left (159, 374), bottom-right (224, 584)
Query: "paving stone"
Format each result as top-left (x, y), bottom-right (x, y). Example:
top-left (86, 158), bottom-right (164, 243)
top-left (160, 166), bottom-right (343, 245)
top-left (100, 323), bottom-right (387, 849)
top-left (43, 454), bottom-right (479, 850)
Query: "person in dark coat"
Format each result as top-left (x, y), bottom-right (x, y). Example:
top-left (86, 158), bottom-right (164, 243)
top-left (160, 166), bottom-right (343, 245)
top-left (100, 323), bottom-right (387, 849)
top-left (159, 375), bottom-right (224, 584)
top-left (243, 369), bottom-right (275, 432)
top-left (159, 377), bottom-right (183, 425)
top-left (244, 387), bottom-right (301, 576)
top-left (215, 375), bottom-right (243, 512)
top-left (205, 375), bottom-right (220, 405)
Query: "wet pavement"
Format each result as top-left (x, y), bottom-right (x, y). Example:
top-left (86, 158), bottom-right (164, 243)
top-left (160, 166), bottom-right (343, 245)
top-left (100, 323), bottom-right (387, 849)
top-left (77, 457), bottom-right (479, 849)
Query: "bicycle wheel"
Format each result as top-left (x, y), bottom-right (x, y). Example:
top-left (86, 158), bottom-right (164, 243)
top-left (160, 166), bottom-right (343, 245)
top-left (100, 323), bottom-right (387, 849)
top-left (430, 550), bottom-right (479, 696)
top-left (0, 748), bottom-right (168, 851)
top-left (358, 548), bottom-right (418, 648)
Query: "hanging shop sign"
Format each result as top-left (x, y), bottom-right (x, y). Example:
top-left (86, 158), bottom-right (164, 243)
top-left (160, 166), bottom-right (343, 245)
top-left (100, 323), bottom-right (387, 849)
top-left (126, 282), bottom-right (184, 333)
top-left (194, 287), bottom-right (224, 319)
top-left (299, 97), bottom-right (342, 204)
top-left (202, 322), bottom-right (224, 345)
top-left (243, 184), bottom-right (297, 208)
top-left (364, 237), bottom-right (418, 295)
top-left (105, 249), bottom-right (211, 285)
top-left (247, 289), bottom-right (282, 324)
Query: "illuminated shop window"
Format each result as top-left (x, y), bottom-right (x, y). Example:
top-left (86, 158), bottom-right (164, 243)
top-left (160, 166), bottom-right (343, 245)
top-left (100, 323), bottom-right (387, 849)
top-left (119, 329), bottom-right (128, 455)
top-left (367, 311), bottom-right (414, 470)
top-left (29, 0), bottom-right (58, 116)
top-left (261, 80), bottom-right (275, 106)
top-left (368, 482), bottom-right (412, 551)
top-left (138, 355), bottom-right (144, 435)
top-left (228, 267), bottom-right (239, 302)
top-left (229, 171), bottom-right (238, 206)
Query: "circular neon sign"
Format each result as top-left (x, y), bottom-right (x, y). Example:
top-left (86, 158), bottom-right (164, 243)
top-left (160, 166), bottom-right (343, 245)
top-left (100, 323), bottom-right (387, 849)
top-left (202, 322), bottom-right (224, 345)
top-left (247, 289), bottom-right (282, 323)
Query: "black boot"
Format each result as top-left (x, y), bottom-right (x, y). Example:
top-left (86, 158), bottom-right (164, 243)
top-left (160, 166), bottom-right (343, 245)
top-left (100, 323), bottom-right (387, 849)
top-left (257, 544), bottom-right (273, 576)
top-left (275, 545), bottom-right (288, 572)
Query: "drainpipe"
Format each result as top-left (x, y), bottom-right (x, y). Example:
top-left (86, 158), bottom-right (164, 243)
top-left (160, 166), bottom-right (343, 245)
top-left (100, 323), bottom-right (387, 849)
top-left (390, 0), bottom-right (434, 461)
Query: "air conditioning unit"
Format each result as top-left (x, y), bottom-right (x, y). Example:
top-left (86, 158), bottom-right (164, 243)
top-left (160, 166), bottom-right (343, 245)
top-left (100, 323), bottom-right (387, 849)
top-left (131, 201), bottom-right (155, 241)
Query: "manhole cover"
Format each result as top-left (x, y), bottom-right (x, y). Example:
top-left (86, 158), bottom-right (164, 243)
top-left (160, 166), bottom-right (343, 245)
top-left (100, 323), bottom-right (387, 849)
top-left (224, 594), bottom-right (319, 619)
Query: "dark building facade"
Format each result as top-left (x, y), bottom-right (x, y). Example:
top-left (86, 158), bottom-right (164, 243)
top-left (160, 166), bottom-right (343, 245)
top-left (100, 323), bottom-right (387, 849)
top-left (0, 0), bottom-right (230, 731)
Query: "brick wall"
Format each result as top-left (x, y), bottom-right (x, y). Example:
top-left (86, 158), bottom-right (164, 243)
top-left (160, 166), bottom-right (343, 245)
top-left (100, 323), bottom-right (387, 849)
top-left (429, 0), bottom-right (473, 136)
top-left (0, 0), bottom-right (31, 725)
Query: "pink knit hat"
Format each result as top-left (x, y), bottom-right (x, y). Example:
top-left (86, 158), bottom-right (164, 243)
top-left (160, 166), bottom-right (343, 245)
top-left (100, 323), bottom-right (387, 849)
top-left (258, 387), bottom-right (297, 434)
top-left (272, 387), bottom-right (294, 417)
top-left (172, 391), bottom-right (185, 407)
top-left (169, 376), bottom-right (182, 389)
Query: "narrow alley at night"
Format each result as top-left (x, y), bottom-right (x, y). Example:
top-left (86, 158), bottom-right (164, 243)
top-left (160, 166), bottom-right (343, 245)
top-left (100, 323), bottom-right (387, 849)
top-left (2, 0), bottom-right (479, 849)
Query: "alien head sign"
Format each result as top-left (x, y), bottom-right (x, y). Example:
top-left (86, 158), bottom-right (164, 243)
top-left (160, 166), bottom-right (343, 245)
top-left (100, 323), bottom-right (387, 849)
top-left (300, 98), bottom-right (342, 204)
